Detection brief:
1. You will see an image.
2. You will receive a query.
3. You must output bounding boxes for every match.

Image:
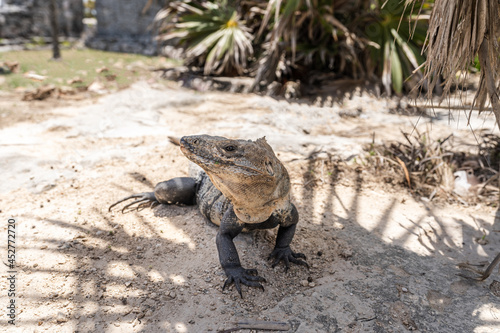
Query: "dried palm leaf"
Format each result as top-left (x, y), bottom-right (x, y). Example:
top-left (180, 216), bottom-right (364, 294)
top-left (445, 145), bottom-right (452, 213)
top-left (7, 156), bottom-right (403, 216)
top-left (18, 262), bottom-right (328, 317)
top-left (415, 0), bottom-right (500, 128)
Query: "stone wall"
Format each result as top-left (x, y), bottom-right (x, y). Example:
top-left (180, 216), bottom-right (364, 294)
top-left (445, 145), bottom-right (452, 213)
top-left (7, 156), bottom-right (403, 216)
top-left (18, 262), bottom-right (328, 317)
top-left (0, 3), bottom-right (32, 39)
top-left (85, 0), bottom-right (164, 56)
top-left (0, 0), bottom-right (84, 39)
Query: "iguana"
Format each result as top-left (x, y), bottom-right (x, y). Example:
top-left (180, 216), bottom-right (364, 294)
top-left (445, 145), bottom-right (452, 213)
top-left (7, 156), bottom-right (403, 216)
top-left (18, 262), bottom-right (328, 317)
top-left (109, 135), bottom-right (308, 296)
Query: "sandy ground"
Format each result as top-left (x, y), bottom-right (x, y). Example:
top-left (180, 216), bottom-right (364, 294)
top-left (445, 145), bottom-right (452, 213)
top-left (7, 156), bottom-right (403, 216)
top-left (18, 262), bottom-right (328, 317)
top-left (1, 80), bottom-right (500, 332)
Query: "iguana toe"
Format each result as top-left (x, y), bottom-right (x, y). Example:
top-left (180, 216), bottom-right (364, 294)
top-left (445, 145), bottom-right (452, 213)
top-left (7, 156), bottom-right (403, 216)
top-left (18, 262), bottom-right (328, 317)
top-left (108, 192), bottom-right (158, 213)
top-left (222, 267), bottom-right (266, 298)
top-left (269, 246), bottom-right (309, 270)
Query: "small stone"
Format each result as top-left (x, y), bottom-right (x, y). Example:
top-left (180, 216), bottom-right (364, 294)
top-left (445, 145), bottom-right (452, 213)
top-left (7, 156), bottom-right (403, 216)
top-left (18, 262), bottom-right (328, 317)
top-left (308, 282), bottom-right (316, 287)
top-left (56, 312), bottom-right (67, 323)
top-left (169, 291), bottom-right (176, 298)
top-left (402, 287), bottom-right (408, 292)
top-left (300, 280), bottom-right (309, 287)
top-left (125, 281), bottom-right (132, 287)
top-left (41, 245), bottom-right (48, 250)
top-left (333, 222), bottom-right (345, 230)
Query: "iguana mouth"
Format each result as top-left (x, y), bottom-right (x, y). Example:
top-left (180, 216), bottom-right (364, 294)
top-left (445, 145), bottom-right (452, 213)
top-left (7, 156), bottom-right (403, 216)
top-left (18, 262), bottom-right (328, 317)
top-left (180, 138), bottom-right (223, 165)
top-left (180, 137), bottom-right (267, 176)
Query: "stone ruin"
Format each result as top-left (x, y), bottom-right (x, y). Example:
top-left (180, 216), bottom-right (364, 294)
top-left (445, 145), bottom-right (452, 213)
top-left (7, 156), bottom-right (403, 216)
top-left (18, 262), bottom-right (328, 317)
top-left (0, 0), bottom-right (84, 40)
top-left (1, 0), bottom-right (166, 56)
top-left (85, 0), bottom-right (164, 56)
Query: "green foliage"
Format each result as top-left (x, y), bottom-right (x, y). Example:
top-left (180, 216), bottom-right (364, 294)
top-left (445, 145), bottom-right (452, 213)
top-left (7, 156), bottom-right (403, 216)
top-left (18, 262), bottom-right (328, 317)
top-left (156, 0), bottom-right (253, 75)
top-left (361, 0), bottom-right (428, 95)
top-left (83, 0), bottom-right (96, 18)
top-left (251, 0), bottom-right (367, 85)
top-left (155, 0), bottom-right (431, 94)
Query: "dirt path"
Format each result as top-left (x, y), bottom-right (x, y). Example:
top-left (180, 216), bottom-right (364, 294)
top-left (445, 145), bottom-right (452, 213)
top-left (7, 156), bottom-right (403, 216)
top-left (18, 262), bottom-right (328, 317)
top-left (1, 81), bottom-right (499, 332)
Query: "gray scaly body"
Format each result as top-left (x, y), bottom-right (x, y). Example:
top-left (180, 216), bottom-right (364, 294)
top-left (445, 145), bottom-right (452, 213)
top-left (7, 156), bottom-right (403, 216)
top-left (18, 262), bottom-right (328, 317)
top-left (109, 135), bottom-right (307, 296)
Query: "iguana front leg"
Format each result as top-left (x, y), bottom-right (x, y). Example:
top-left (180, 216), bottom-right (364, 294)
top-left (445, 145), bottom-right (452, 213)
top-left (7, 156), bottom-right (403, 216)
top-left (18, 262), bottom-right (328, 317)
top-left (217, 207), bottom-right (266, 297)
top-left (269, 204), bottom-right (309, 270)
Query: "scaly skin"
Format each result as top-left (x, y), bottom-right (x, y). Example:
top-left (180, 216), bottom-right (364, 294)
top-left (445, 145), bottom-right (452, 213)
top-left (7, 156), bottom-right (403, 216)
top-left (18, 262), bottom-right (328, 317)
top-left (109, 135), bottom-right (308, 297)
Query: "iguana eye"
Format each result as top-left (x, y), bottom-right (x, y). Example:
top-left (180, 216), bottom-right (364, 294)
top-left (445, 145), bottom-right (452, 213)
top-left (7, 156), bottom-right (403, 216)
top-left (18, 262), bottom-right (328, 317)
top-left (266, 160), bottom-right (274, 176)
top-left (224, 145), bottom-right (235, 152)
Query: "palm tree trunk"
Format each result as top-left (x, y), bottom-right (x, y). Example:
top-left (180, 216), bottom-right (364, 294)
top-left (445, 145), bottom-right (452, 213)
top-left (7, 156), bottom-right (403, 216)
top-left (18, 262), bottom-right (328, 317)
top-left (49, 0), bottom-right (61, 60)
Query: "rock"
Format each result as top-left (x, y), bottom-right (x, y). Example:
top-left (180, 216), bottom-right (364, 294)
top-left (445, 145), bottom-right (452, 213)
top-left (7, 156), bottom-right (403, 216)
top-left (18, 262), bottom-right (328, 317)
top-left (22, 85), bottom-right (57, 101)
top-left (284, 81), bottom-right (302, 99)
top-left (266, 81), bottom-right (282, 97)
top-left (87, 80), bottom-right (107, 94)
top-left (56, 312), bottom-right (67, 323)
top-left (34, 182), bottom-right (56, 194)
top-left (490, 280), bottom-right (500, 297)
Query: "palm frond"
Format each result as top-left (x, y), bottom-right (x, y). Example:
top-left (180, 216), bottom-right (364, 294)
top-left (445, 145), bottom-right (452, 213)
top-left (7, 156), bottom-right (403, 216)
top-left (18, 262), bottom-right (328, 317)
top-left (156, 0), bottom-right (253, 75)
top-left (416, 0), bottom-right (500, 128)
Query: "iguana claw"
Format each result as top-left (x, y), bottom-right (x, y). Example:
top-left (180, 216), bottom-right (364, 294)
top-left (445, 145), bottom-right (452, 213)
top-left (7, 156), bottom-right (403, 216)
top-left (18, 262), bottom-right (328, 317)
top-left (108, 192), bottom-right (158, 213)
top-left (269, 246), bottom-right (309, 271)
top-left (222, 266), bottom-right (266, 298)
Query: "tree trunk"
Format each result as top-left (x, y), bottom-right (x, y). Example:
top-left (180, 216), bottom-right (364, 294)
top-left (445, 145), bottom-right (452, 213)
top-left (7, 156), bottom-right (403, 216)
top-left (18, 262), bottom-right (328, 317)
top-left (49, 0), bottom-right (61, 60)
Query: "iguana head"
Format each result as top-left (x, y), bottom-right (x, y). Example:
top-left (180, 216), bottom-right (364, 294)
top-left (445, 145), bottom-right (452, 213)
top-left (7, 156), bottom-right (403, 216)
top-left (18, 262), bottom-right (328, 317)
top-left (180, 135), bottom-right (291, 223)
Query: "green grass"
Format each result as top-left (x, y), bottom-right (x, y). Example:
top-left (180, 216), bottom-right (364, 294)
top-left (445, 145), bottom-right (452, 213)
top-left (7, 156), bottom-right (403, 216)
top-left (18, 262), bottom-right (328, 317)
top-left (0, 48), bottom-right (178, 92)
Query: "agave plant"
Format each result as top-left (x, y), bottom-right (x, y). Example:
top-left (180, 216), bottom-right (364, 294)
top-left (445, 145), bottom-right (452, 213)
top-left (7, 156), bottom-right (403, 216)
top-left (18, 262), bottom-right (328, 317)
top-left (155, 0), bottom-right (253, 75)
top-left (361, 0), bottom-right (429, 95)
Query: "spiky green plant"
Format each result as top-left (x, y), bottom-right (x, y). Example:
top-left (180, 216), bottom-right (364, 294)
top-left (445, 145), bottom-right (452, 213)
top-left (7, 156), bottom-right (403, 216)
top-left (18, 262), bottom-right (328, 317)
top-left (251, 0), bottom-right (366, 87)
top-left (361, 0), bottom-right (429, 95)
top-left (155, 0), bottom-right (253, 75)
top-left (154, 0), bottom-right (431, 96)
